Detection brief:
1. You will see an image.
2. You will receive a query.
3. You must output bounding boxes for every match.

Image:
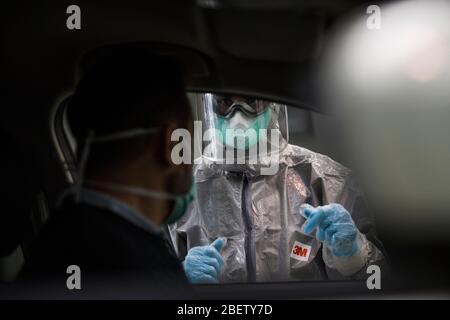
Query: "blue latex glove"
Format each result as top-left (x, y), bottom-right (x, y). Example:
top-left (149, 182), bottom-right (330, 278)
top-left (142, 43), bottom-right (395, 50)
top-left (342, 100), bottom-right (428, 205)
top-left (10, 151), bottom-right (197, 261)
top-left (303, 204), bottom-right (359, 257)
top-left (183, 238), bottom-right (226, 284)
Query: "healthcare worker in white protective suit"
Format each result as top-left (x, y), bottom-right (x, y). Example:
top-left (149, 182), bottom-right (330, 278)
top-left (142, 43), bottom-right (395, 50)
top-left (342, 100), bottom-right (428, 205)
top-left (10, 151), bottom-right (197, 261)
top-left (169, 94), bottom-right (386, 283)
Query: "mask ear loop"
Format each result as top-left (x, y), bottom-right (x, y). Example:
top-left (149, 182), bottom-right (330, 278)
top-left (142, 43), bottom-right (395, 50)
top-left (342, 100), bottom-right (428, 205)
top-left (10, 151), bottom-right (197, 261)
top-left (75, 130), bottom-right (95, 203)
top-left (74, 127), bottom-right (160, 202)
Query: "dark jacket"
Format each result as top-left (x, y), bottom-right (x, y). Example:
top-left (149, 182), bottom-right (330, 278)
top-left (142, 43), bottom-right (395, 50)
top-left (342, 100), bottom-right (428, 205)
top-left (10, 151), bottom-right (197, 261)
top-left (21, 195), bottom-right (189, 298)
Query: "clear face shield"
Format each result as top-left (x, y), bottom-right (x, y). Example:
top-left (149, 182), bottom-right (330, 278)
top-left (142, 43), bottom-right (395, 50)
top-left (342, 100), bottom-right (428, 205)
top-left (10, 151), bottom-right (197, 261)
top-left (193, 93), bottom-right (289, 168)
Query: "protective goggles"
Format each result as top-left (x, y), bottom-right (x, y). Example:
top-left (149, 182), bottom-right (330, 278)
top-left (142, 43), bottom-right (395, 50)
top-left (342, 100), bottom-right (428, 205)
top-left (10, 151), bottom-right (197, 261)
top-left (211, 94), bottom-right (271, 118)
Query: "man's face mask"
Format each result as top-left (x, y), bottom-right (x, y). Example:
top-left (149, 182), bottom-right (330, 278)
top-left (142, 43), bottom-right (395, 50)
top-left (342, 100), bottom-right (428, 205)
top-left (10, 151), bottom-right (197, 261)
top-left (212, 96), bottom-right (273, 150)
top-left (77, 128), bottom-right (196, 225)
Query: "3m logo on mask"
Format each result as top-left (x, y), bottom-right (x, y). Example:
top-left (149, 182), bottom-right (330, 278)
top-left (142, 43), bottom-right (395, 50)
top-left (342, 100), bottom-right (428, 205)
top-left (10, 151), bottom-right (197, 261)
top-left (290, 241), bottom-right (312, 262)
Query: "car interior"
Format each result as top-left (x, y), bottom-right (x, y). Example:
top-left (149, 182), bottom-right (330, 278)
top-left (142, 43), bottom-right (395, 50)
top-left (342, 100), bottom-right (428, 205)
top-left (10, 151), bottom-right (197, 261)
top-left (1, 0), bottom-right (450, 299)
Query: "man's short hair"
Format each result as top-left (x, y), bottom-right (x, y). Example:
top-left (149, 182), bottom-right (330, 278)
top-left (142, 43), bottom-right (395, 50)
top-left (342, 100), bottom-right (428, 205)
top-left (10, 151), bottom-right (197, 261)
top-left (68, 46), bottom-right (189, 176)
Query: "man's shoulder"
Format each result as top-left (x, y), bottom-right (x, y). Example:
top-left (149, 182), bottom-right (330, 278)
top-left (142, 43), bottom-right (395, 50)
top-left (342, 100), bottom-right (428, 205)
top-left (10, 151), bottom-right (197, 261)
top-left (24, 201), bottom-right (166, 269)
top-left (21, 200), bottom-right (189, 294)
top-left (56, 201), bottom-right (165, 251)
top-left (44, 201), bottom-right (144, 238)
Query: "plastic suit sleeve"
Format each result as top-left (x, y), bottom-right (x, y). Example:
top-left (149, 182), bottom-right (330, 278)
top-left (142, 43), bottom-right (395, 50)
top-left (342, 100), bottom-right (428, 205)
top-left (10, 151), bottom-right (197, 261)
top-left (322, 231), bottom-right (374, 276)
top-left (306, 178), bottom-right (388, 279)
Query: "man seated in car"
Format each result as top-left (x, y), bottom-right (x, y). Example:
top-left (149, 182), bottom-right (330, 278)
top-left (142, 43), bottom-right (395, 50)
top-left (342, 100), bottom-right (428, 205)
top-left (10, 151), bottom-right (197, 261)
top-left (21, 48), bottom-right (195, 296)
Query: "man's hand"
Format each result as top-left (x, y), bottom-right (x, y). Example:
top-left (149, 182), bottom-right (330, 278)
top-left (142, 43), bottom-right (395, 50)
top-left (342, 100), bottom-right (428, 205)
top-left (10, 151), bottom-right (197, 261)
top-left (183, 238), bottom-right (225, 284)
top-left (303, 204), bottom-right (359, 257)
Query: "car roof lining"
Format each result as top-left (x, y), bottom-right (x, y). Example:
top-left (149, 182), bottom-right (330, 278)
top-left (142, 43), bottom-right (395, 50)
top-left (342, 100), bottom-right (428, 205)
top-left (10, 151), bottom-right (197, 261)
top-left (3, 0), bottom-right (374, 119)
